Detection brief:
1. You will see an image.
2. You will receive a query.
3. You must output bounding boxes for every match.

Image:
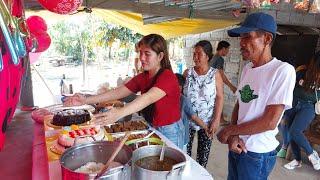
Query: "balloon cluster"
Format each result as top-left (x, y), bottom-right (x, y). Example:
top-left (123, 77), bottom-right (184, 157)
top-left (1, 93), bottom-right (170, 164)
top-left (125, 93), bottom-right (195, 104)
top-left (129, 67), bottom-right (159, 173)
top-left (24, 0), bottom-right (84, 63)
top-left (0, 0), bottom-right (26, 65)
top-left (26, 16), bottom-right (51, 52)
top-left (26, 16), bottom-right (51, 63)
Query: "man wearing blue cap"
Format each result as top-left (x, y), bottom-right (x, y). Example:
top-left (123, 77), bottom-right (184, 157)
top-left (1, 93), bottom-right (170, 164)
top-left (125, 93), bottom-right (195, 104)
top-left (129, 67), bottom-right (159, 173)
top-left (217, 12), bottom-right (296, 179)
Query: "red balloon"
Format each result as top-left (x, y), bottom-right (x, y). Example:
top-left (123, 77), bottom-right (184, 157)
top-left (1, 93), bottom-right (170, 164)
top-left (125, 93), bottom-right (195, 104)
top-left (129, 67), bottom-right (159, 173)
top-left (38, 0), bottom-right (83, 14)
top-left (26, 16), bottom-right (47, 34)
top-left (36, 32), bottom-right (51, 52)
top-left (28, 31), bottom-right (51, 53)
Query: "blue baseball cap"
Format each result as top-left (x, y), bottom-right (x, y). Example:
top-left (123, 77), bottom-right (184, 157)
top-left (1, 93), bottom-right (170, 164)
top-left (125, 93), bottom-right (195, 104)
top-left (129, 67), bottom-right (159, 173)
top-left (228, 12), bottom-right (277, 38)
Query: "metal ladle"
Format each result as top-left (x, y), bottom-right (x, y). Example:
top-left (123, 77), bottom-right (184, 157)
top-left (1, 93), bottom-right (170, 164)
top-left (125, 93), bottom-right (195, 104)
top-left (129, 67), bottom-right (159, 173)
top-left (159, 143), bottom-right (165, 161)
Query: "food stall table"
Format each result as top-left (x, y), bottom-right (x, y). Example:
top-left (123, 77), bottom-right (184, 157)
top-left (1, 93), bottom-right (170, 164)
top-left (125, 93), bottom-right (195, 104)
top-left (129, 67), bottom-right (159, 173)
top-left (32, 121), bottom-right (214, 180)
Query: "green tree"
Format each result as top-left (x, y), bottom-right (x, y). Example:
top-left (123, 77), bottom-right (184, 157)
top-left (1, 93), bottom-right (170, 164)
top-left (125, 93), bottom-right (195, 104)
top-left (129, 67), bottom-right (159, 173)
top-left (49, 16), bottom-right (143, 63)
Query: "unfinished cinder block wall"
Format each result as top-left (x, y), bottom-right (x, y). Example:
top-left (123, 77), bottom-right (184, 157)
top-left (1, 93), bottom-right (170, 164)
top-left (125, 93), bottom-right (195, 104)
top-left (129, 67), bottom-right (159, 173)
top-left (182, 27), bottom-right (243, 119)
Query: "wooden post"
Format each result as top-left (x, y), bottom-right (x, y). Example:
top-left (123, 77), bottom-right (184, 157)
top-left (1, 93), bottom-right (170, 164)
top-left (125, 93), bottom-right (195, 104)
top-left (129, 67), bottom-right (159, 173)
top-left (19, 58), bottom-right (34, 108)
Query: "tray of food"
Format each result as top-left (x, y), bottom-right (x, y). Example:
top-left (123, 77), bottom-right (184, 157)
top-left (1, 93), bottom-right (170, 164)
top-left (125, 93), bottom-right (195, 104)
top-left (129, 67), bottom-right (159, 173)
top-left (110, 130), bottom-right (163, 151)
top-left (49, 125), bottom-right (111, 155)
top-left (104, 120), bottom-right (148, 134)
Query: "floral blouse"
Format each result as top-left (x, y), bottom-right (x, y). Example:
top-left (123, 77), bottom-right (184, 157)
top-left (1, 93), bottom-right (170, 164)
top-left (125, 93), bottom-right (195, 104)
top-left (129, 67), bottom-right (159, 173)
top-left (183, 67), bottom-right (217, 130)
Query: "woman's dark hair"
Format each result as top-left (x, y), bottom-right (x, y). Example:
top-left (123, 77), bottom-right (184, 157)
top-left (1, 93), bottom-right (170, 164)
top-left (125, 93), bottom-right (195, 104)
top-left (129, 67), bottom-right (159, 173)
top-left (194, 40), bottom-right (213, 60)
top-left (175, 73), bottom-right (185, 87)
top-left (303, 51), bottom-right (320, 92)
top-left (138, 34), bottom-right (172, 70)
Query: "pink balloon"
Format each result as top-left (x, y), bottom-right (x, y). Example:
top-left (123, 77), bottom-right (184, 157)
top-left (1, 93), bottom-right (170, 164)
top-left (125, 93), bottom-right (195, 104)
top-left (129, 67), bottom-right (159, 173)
top-left (26, 16), bottom-right (47, 34)
top-left (29, 52), bottom-right (42, 64)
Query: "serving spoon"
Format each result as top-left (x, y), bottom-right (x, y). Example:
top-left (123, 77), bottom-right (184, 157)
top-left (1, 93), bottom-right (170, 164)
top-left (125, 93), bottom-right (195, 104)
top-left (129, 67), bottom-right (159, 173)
top-left (159, 143), bottom-right (165, 161)
top-left (95, 131), bottom-right (131, 179)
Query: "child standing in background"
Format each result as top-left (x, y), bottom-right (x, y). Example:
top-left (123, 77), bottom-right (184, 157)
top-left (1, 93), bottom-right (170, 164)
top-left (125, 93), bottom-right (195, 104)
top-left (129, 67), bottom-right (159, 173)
top-left (175, 73), bottom-right (208, 152)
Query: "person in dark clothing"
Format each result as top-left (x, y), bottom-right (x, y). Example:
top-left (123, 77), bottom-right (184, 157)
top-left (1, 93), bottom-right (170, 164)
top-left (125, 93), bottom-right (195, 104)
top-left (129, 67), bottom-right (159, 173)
top-left (283, 51), bottom-right (320, 170)
top-left (210, 41), bottom-right (237, 93)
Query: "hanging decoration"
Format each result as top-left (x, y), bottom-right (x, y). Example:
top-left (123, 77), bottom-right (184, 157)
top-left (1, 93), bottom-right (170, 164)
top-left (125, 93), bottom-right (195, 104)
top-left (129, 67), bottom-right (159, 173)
top-left (310, 0), bottom-right (320, 13)
top-left (26, 16), bottom-right (47, 33)
top-left (240, 0), bottom-right (319, 12)
top-left (25, 35), bottom-right (38, 53)
top-left (293, 0), bottom-right (312, 11)
top-left (241, 0), bottom-right (280, 9)
top-left (0, 0), bottom-right (30, 151)
top-left (0, 49), bottom-right (3, 71)
top-left (0, 0), bottom-right (20, 65)
top-left (32, 31), bottom-right (51, 53)
top-left (29, 52), bottom-right (42, 64)
top-left (25, 15), bottom-right (51, 54)
top-left (38, 0), bottom-right (83, 14)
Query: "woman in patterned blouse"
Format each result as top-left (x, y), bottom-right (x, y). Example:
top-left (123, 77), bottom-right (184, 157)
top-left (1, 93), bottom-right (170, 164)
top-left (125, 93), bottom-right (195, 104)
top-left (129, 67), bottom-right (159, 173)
top-left (183, 40), bottom-right (224, 167)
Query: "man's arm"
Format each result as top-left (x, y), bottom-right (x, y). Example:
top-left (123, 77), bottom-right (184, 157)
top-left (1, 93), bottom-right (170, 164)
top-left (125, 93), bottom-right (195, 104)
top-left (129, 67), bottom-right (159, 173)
top-left (219, 70), bottom-right (237, 93)
top-left (230, 104), bottom-right (284, 135)
top-left (191, 115), bottom-right (207, 130)
top-left (218, 104), bottom-right (284, 143)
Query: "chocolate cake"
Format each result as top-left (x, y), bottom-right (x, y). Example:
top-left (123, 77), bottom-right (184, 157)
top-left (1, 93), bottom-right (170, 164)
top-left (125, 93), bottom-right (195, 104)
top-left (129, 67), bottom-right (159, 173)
top-left (52, 109), bottom-right (91, 126)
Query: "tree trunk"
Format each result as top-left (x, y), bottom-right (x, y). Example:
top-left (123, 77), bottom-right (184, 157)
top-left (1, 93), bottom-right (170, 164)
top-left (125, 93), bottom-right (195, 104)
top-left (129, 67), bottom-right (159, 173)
top-left (108, 46), bottom-right (112, 60)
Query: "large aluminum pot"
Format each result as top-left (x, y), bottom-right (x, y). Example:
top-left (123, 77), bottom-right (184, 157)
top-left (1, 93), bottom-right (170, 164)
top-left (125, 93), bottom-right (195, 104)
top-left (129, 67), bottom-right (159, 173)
top-left (60, 141), bottom-right (132, 180)
top-left (132, 145), bottom-right (186, 180)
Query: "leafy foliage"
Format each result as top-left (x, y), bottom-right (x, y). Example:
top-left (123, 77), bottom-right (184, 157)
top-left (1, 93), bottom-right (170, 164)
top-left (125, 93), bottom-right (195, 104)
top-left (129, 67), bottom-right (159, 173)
top-left (48, 15), bottom-right (143, 64)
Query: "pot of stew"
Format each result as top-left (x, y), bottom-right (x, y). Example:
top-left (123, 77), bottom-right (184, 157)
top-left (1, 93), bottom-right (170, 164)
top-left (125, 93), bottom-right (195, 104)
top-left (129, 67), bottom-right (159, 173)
top-left (131, 145), bottom-right (186, 180)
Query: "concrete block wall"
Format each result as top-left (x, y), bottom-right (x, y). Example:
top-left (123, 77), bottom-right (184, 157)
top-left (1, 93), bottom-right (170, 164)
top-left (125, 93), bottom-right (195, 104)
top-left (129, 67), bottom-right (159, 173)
top-left (182, 27), bottom-right (242, 119)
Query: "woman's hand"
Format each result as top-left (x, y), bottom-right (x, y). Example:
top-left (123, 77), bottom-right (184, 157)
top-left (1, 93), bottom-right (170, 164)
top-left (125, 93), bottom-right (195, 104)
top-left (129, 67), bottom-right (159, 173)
top-left (208, 122), bottom-right (219, 139)
top-left (93, 107), bottom-right (121, 125)
top-left (63, 93), bottom-right (86, 106)
top-left (203, 126), bottom-right (211, 138)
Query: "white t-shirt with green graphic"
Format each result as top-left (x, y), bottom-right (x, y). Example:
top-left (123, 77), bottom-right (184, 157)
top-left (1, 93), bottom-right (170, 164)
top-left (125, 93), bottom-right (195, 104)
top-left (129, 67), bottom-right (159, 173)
top-left (237, 58), bottom-right (296, 153)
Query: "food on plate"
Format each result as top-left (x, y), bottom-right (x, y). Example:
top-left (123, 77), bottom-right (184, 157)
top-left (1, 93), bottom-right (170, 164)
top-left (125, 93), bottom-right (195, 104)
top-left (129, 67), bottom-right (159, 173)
top-left (50, 125), bottom-right (104, 154)
top-left (58, 125), bottom-right (104, 147)
top-left (128, 138), bottom-right (163, 150)
top-left (135, 156), bottom-right (178, 171)
top-left (31, 108), bottom-right (53, 124)
top-left (104, 120), bottom-right (147, 133)
top-left (113, 133), bottom-right (158, 142)
top-left (74, 161), bottom-right (123, 174)
top-left (112, 132), bottom-right (162, 150)
top-left (52, 109), bottom-right (91, 126)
